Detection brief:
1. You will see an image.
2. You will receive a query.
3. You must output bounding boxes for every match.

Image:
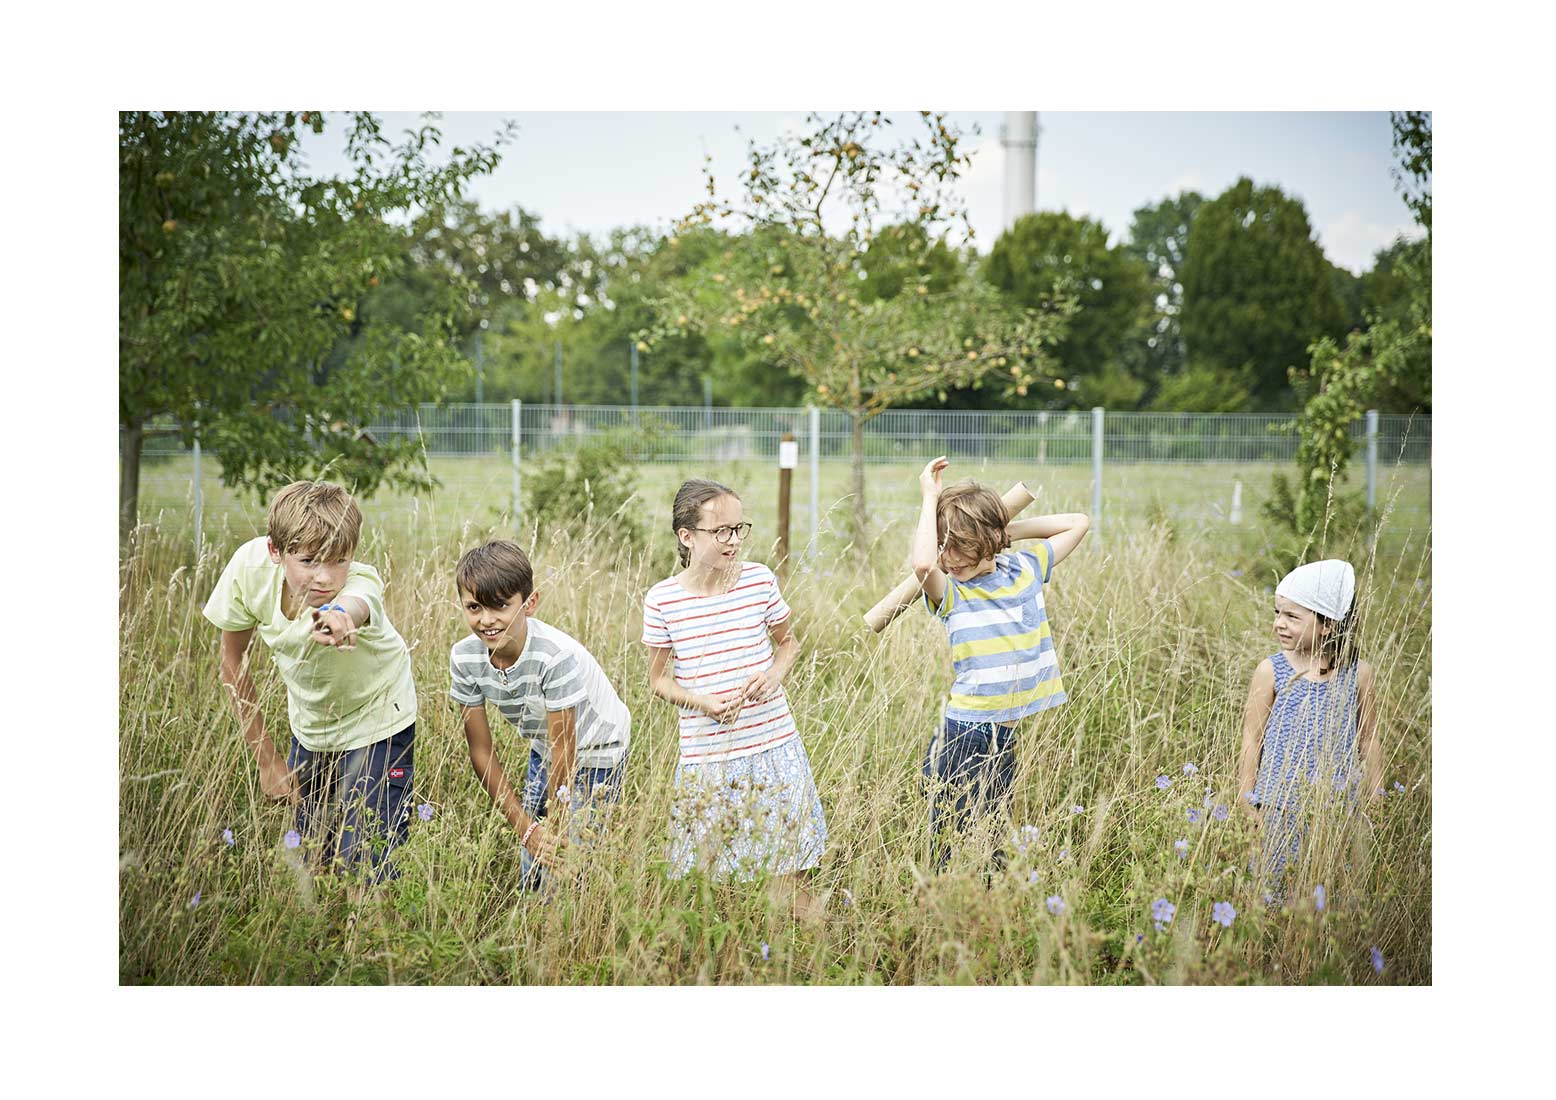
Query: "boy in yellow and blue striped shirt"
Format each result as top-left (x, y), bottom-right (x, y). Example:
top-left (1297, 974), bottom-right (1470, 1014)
top-left (909, 457), bottom-right (1090, 871)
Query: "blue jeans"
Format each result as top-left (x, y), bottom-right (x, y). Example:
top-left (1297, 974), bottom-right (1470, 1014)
top-left (922, 717), bottom-right (1018, 872)
top-left (287, 723), bottom-right (415, 883)
top-left (519, 749), bottom-right (629, 889)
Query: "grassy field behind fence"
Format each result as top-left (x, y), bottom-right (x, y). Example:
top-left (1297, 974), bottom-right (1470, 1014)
top-left (120, 458), bottom-right (1431, 984)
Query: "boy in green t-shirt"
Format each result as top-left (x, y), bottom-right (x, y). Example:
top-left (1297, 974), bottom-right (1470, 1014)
top-left (203, 480), bottom-right (418, 881)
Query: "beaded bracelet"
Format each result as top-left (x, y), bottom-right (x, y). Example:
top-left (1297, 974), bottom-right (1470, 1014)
top-left (521, 819), bottom-right (540, 851)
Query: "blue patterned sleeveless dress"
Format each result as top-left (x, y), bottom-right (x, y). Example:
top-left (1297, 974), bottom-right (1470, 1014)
top-left (1250, 651), bottom-right (1361, 890)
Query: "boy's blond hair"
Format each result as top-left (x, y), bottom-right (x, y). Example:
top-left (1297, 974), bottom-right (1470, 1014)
top-left (267, 480), bottom-right (362, 560)
top-left (936, 480), bottom-right (1010, 563)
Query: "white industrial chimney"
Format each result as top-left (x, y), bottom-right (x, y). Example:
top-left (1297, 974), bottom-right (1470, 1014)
top-left (1001, 112), bottom-right (1039, 231)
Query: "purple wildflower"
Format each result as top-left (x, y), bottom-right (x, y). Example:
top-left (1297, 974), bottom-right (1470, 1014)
top-left (1151, 898), bottom-right (1176, 929)
top-left (1182, 763), bottom-right (1198, 776)
top-left (1029, 870), bottom-right (1041, 887)
top-left (1212, 804), bottom-right (1229, 822)
top-left (761, 942), bottom-right (770, 962)
top-left (283, 829), bottom-right (301, 849)
top-left (1071, 805), bottom-right (1084, 815)
top-left (1059, 848), bottom-right (1069, 861)
top-left (1047, 895), bottom-right (1066, 915)
top-left (1314, 884), bottom-right (1326, 912)
top-left (1187, 808), bottom-right (1202, 825)
top-left (1229, 569), bottom-right (1244, 578)
top-left (1212, 901), bottom-right (1236, 928)
top-left (840, 889), bottom-right (854, 908)
top-left (1370, 946), bottom-right (1385, 974)
top-left (221, 828), bottom-right (234, 847)
top-left (1393, 781), bottom-right (1406, 794)
top-left (418, 803), bottom-right (434, 821)
top-left (1156, 775), bottom-right (1172, 790)
top-left (1136, 933), bottom-right (1145, 944)
top-left (1174, 838), bottom-right (1189, 859)
top-left (1012, 824), bottom-right (1041, 853)
top-left (188, 891), bottom-right (201, 909)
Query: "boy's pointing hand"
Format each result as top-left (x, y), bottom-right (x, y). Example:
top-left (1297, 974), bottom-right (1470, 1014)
top-left (310, 606), bottom-right (360, 650)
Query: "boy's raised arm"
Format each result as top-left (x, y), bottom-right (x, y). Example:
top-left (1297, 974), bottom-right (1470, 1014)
top-left (218, 628), bottom-right (297, 803)
top-left (1007, 513), bottom-right (1090, 567)
top-left (910, 457), bottom-right (949, 609)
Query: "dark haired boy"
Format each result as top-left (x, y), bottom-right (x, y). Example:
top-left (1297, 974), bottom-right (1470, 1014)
top-left (449, 540), bottom-right (631, 885)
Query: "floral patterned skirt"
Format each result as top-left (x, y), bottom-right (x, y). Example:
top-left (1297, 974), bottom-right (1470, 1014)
top-left (666, 735), bottom-right (827, 881)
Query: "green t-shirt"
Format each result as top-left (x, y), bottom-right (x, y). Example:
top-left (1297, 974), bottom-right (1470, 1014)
top-left (203, 536), bottom-right (418, 753)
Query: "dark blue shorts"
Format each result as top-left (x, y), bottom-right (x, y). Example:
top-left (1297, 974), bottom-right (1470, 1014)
top-left (922, 716), bottom-right (1018, 871)
top-left (287, 723), bottom-right (415, 883)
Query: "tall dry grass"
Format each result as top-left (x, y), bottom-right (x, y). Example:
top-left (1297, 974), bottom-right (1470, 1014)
top-left (119, 471), bottom-right (1430, 985)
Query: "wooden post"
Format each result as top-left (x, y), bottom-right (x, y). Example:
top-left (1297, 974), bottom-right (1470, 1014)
top-left (777, 432), bottom-right (797, 583)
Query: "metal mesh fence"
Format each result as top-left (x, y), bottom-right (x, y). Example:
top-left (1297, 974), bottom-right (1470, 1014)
top-left (139, 404), bottom-right (1431, 467)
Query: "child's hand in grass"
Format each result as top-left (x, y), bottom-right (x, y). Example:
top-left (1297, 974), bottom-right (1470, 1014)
top-left (258, 755), bottom-right (299, 803)
top-left (525, 821), bottom-right (566, 869)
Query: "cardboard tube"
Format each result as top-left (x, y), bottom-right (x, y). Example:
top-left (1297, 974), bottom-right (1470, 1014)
top-left (862, 481), bottom-right (1036, 633)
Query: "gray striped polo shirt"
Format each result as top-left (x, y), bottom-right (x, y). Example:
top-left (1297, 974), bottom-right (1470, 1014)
top-left (449, 618), bottom-right (630, 768)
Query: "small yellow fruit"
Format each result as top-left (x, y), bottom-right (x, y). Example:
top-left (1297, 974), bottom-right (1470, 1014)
top-left (341, 307), bottom-right (354, 322)
top-left (817, 383), bottom-right (830, 395)
top-left (1054, 378), bottom-right (1066, 390)
top-left (636, 340), bottom-right (650, 352)
top-left (161, 219), bottom-right (177, 233)
top-left (763, 334), bottom-right (775, 345)
top-left (907, 347), bottom-right (919, 358)
top-left (966, 351), bottom-right (977, 360)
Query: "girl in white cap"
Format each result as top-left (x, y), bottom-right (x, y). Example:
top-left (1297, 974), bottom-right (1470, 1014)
top-left (1236, 559), bottom-right (1382, 893)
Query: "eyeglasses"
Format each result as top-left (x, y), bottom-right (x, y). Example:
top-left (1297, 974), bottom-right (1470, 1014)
top-left (690, 522), bottom-right (753, 544)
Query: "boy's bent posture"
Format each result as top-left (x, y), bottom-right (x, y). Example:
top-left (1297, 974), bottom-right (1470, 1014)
top-left (450, 541), bottom-right (631, 887)
top-left (204, 481), bottom-right (418, 882)
top-left (910, 457), bottom-right (1089, 872)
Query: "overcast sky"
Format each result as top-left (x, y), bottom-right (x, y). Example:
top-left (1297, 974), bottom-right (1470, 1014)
top-left (298, 110), bottom-right (1422, 275)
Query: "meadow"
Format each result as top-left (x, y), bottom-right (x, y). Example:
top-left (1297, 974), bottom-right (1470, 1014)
top-left (120, 455), bottom-right (1431, 984)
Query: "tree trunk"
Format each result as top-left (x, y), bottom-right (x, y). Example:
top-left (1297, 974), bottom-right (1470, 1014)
top-left (849, 409), bottom-right (868, 557)
top-left (120, 417), bottom-right (143, 556)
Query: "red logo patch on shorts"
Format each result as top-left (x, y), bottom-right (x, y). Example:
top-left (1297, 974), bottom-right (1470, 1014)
top-left (389, 767), bottom-right (406, 779)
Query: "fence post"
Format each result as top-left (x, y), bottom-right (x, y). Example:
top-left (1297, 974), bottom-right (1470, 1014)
top-left (630, 341), bottom-right (639, 428)
top-left (1365, 408), bottom-right (1379, 517)
top-left (808, 404), bottom-right (820, 562)
top-left (1091, 407), bottom-right (1104, 541)
top-left (512, 399), bottom-right (522, 532)
top-left (192, 434), bottom-right (203, 556)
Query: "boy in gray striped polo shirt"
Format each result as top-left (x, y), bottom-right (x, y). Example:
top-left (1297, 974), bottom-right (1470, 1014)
top-left (450, 540), bottom-right (631, 887)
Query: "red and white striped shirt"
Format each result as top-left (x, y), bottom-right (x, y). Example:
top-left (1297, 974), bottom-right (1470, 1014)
top-left (641, 562), bottom-right (797, 765)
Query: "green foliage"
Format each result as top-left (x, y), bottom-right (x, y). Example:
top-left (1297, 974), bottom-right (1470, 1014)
top-left (1179, 177), bottom-right (1348, 409)
top-left (1274, 112), bottom-right (1432, 536)
top-left (1147, 364), bottom-right (1253, 413)
top-left (119, 111), bottom-right (509, 541)
top-left (650, 112), bottom-right (1070, 541)
top-left (985, 211), bottom-right (1155, 408)
top-left (1124, 191), bottom-right (1204, 382)
top-left (523, 421), bottom-right (671, 548)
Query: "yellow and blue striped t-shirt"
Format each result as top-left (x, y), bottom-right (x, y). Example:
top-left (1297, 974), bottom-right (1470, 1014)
top-left (924, 543), bottom-right (1068, 723)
